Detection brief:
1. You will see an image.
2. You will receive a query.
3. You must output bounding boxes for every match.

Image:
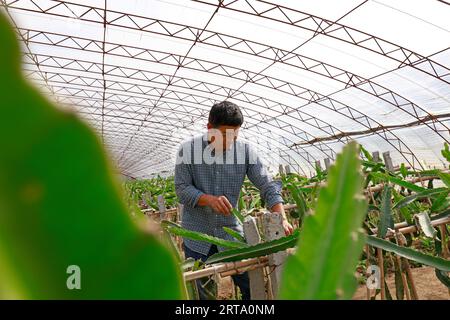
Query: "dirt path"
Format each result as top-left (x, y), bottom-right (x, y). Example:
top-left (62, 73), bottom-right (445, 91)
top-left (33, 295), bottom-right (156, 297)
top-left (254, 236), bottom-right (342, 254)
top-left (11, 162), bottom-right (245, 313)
top-left (353, 267), bottom-right (449, 300)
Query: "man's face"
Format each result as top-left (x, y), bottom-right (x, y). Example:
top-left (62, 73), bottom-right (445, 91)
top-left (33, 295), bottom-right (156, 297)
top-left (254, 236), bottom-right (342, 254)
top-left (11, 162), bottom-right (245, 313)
top-left (207, 124), bottom-right (240, 151)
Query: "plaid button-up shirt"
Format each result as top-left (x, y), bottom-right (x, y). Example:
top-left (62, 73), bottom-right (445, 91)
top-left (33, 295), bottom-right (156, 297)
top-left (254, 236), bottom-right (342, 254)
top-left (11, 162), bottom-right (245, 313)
top-left (174, 133), bottom-right (283, 255)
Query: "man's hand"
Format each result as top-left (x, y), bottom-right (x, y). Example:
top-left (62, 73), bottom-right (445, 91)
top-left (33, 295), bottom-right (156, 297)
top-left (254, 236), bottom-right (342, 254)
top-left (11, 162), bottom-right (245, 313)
top-left (282, 219), bottom-right (294, 236)
top-left (199, 194), bottom-right (232, 215)
top-left (270, 202), bottom-right (294, 235)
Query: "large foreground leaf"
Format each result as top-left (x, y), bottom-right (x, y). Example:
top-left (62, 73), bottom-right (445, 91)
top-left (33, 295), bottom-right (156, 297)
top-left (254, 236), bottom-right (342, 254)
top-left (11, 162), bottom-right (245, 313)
top-left (279, 142), bottom-right (367, 299)
top-left (0, 14), bottom-right (183, 299)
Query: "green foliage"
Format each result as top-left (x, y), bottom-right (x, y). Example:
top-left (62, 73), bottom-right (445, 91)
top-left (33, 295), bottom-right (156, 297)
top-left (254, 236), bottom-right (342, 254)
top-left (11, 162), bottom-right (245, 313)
top-left (238, 187), bottom-right (246, 211)
top-left (393, 188), bottom-right (449, 209)
top-left (369, 172), bottom-right (425, 193)
top-left (231, 208), bottom-right (245, 225)
top-left (436, 171), bottom-right (450, 188)
top-left (441, 143), bottom-right (450, 164)
top-left (366, 237), bottom-right (450, 271)
top-left (124, 176), bottom-right (177, 210)
top-left (206, 230), bottom-right (300, 264)
top-left (415, 212), bottom-right (437, 238)
top-left (400, 163), bottom-right (407, 178)
top-left (430, 191), bottom-right (450, 213)
top-left (223, 227), bottom-right (245, 243)
top-left (161, 220), bottom-right (247, 249)
top-left (279, 142), bottom-right (367, 299)
top-left (0, 13), bottom-right (183, 299)
top-left (286, 183), bottom-right (307, 221)
top-left (392, 189), bottom-right (413, 224)
top-left (359, 145), bottom-right (373, 162)
top-left (377, 185), bottom-right (394, 238)
top-left (147, 140), bottom-right (450, 299)
top-left (314, 163), bottom-right (326, 182)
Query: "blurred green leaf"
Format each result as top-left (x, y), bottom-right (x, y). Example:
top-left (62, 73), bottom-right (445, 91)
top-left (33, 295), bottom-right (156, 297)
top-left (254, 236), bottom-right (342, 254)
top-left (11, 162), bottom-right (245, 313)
top-left (393, 257), bottom-right (404, 300)
top-left (0, 13), bottom-right (183, 299)
top-left (280, 142), bottom-right (367, 299)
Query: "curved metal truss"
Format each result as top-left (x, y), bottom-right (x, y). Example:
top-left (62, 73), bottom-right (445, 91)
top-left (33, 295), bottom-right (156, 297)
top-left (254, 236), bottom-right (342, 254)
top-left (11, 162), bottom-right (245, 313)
top-left (1, 0), bottom-right (450, 178)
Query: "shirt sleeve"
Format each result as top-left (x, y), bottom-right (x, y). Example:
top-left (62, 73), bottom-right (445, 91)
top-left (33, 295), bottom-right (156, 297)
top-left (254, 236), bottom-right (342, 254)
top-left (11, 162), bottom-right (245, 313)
top-left (245, 144), bottom-right (284, 209)
top-left (174, 146), bottom-right (204, 208)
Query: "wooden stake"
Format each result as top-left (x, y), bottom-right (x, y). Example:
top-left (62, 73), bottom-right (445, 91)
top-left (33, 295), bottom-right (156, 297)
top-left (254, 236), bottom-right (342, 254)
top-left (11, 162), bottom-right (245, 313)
top-left (395, 231), bottom-right (419, 300)
top-left (396, 255), bottom-right (410, 300)
top-left (440, 225), bottom-right (450, 297)
top-left (314, 160), bottom-right (322, 171)
top-left (393, 233), bottom-right (410, 300)
top-left (365, 245), bottom-right (371, 300)
top-left (285, 165), bottom-right (291, 175)
top-left (440, 224), bottom-right (449, 259)
top-left (372, 151), bottom-right (380, 163)
top-left (377, 248), bottom-right (385, 300)
top-left (243, 216), bottom-right (266, 300)
top-left (262, 212), bottom-right (287, 299)
top-left (403, 259), bottom-right (419, 300)
top-left (324, 158), bottom-right (331, 171)
top-left (382, 151), bottom-right (394, 172)
top-left (177, 203), bottom-right (184, 223)
top-left (371, 215), bottom-right (450, 237)
top-left (184, 257), bottom-right (269, 281)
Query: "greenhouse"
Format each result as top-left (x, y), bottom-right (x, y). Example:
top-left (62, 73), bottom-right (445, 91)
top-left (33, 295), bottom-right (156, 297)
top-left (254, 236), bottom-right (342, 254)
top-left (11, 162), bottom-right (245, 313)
top-left (0, 0), bottom-right (449, 303)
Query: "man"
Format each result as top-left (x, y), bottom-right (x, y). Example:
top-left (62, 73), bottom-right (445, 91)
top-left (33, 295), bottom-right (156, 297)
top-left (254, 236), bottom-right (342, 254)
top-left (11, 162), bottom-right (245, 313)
top-left (174, 101), bottom-right (293, 300)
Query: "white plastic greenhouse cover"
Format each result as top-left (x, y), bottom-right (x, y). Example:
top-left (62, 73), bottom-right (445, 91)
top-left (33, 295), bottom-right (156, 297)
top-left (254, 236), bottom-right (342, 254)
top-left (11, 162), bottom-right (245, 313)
top-left (1, 0), bottom-right (449, 178)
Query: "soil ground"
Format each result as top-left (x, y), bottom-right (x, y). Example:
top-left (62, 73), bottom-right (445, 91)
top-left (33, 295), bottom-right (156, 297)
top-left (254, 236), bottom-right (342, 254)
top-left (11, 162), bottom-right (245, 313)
top-left (352, 266), bottom-right (449, 300)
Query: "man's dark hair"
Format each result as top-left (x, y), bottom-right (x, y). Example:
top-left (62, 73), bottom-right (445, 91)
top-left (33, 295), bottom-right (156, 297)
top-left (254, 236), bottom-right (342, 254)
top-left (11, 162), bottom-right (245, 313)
top-left (208, 101), bottom-right (244, 127)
